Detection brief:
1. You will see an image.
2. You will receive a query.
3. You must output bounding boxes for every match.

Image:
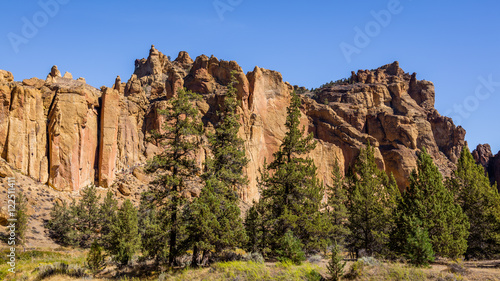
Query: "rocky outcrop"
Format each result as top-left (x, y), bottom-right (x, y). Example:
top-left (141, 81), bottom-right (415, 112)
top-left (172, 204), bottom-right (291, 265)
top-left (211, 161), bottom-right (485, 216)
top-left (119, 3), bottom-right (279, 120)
top-left (99, 87), bottom-right (121, 188)
top-left (312, 61), bottom-right (465, 189)
top-left (0, 47), bottom-right (468, 202)
top-left (48, 83), bottom-right (100, 191)
top-left (472, 144), bottom-right (500, 191)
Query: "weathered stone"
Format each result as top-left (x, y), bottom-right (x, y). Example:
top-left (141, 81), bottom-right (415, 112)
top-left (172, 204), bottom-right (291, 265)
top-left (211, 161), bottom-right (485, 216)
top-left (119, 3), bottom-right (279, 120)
top-left (99, 88), bottom-right (121, 188)
top-left (118, 182), bottom-right (131, 196)
top-left (48, 86), bottom-right (99, 191)
top-left (0, 159), bottom-right (14, 178)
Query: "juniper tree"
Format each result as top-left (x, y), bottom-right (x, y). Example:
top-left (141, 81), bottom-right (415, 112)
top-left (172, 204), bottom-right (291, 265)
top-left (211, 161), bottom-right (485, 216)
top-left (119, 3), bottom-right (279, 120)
top-left (74, 184), bottom-right (102, 248)
top-left (185, 72), bottom-right (247, 265)
top-left (346, 142), bottom-right (399, 257)
top-left (144, 88), bottom-right (203, 266)
top-left (86, 240), bottom-right (107, 277)
top-left (138, 191), bottom-right (168, 264)
top-left (447, 146), bottom-right (500, 259)
top-left (108, 199), bottom-right (140, 266)
top-left (99, 191), bottom-right (118, 249)
top-left (46, 199), bottom-right (77, 246)
top-left (259, 91), bottom-right (328, 254)
top-left (14, 192), bottom-right (28, 247)
top-left (394, 148), bottom-right (469, 259)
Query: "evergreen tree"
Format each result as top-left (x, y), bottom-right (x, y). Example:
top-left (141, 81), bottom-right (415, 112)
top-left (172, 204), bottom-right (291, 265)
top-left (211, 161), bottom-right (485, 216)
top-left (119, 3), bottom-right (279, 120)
top-left (327, 242), bottom-right (346, 281)
top-left (86, 240), bottom-right (107, 277)
top-left (204, 70), bottom-right (249, 192)
top-left (244, 198), bottom-right (271, 257)
top-left (394, 148), bottom-right (469, 259)
top-left (14, 192), bottom-right (28, 247)
top-left (346, 142), bottom-right (399, 257)
top-left (447, 146), bottom-right (500, 259)
top-left (138, 191), bottom-right (168, 264)
top-left (259, 91), bottom-right (328, 254)
top-left (99, 191), bottom-right (118, 249)
top-left (108, 199), bottom-right (140, 266)
top-left (185, 72), bottom-right (247, 266)
top-left (403, 215), bottom-right (434, 266)
top-left (74, 184), bottom-right (102, 248)
top-left (144, 88), bottom-right (203, 266)
top-left (326, 158), bottom-right (350, 246)
top-left (245, 201), bottom-right (262, 253)
top-left (46, 199), bottom-right (77, 246)
top-left (275, 230), bottom-right (306, 265)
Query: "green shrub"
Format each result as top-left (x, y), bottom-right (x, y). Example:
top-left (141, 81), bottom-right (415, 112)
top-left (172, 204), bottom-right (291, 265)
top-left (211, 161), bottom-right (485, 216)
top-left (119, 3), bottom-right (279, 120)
top-left (345, 260), bottom-right (364, 279)
top-left (276, 230), bottom-right (306, 265)
top-left (86, 240), bottom-right (106, 276)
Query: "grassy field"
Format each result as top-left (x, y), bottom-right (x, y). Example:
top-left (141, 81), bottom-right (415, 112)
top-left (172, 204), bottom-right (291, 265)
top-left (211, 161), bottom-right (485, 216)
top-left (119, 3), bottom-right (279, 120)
top-left (0, 249), bottom-right (499, 280)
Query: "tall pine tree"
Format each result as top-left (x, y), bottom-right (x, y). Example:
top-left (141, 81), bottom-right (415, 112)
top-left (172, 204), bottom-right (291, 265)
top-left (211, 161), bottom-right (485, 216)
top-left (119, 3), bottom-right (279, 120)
top-left (326, 158), bottom-right (350, 246)
top-left (447, 146), bottom-right (500, 259)
top-left (259, 91), bottom-right (329, 254)
top-left (346, 142), bottom-right (399, 257)
top-left (185, 72), bottom-right (247, 266)
top-left (394, 148), bottom-right (469, 259)
top-left (144, 88), bottom-right (203, 266)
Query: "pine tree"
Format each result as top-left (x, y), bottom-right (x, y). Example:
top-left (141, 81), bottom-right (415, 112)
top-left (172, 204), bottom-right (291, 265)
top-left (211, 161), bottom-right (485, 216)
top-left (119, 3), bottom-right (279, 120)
top-left (326, 158), bottom-right (350, 246)
top-left (46, 199), bottom-right (77, 246)
top-left (108, 199), bottom-right (140, 266)
top-left (138, 191), bottom-right (168, 264)
top-left (99, 191), bottom-right (118, 249)
top-left (395, 148), bottom-right (469, 259)
top-left (346, 142), bottom-right (399, 257)
top-left (403, 215), bottom-right (434, 266)
top-left (245, 201), bottom-right (262, 253)
top-left (447, 146), bottom-right (500, 259)
top-left (244, 198), bottom-right (271, 257)
top-left (74, 184), bottom-right (102, 248)
top-left (259, 91), bottom-right (328, 254)
top-left (327, 242), bottom-right (346, 281)
top-left (14, 192), bottom-right (28, 247)
top-left (144, 88), bottom-right (203, 266)
top-left (185, 72), bottom-right (247, 266)
top-left (204, 70), bottom-right (249, 192)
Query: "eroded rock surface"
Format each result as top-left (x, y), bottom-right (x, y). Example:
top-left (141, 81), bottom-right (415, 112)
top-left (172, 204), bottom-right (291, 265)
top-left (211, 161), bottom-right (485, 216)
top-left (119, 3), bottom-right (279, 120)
top-left (0, 48), bottom-right (467, 201)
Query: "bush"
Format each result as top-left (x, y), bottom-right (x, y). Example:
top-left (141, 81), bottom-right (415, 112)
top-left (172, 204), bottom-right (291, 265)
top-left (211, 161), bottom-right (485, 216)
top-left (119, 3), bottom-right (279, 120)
top-left (308, 254), bottom-right (323, 264)
top-left (345, 260), bottom-right (364, 279)
top-left (86, 240), bottom-right (106, 276)
top-left (275, 230), bottom-right (306, 265)
top-left (446, 259), bottom-right (469, 275)
top-left (245, 252), bottom-right (265, 263)
top-left (35, 262), bottom-right (87, 280)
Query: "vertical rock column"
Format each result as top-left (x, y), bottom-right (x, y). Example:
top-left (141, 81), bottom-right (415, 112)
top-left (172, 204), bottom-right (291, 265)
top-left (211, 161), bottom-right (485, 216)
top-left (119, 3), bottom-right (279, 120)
top-left (48, 87), bottom-right (99, 191)
top-left (6, 86), bottom-right (48, 182)
top-left (98, 88), bottom-right (120, 188)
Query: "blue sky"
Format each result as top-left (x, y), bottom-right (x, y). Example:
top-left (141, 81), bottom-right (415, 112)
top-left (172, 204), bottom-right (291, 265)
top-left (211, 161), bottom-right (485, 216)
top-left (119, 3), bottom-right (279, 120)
top-left (1, 0), bottom-right (500, 153)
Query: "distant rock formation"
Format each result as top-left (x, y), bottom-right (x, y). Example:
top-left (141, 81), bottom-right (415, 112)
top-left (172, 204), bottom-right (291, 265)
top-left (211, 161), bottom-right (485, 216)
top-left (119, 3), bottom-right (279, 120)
top-left (472, 144), bottom-right (500, 191)
top-left (0, 47), bottom-right (468, 202)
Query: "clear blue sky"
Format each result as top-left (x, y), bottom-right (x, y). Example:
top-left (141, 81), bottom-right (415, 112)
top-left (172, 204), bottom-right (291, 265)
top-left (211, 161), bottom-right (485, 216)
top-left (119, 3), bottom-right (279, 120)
top-left (1, 0), bottom-right (500, 153)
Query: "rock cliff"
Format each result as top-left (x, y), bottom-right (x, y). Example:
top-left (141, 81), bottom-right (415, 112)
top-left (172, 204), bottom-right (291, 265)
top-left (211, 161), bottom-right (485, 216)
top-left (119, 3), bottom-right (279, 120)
top-left (472, 144), bottom-right (500, 191)
top-left (0, 46), bottom-right (467, 202)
